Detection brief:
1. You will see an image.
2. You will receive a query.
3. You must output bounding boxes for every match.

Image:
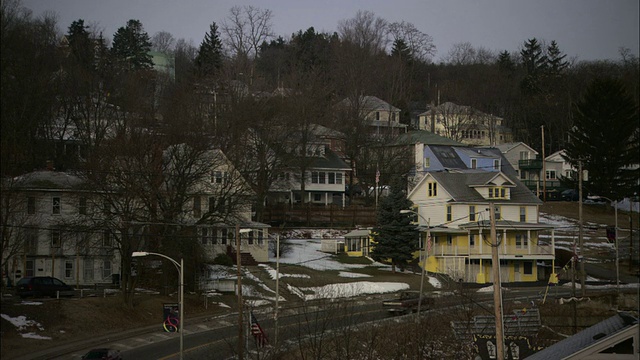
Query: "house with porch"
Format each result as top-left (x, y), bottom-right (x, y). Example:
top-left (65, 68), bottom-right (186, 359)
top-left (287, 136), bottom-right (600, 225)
top-left (406, 145), bottom-right (556, 283)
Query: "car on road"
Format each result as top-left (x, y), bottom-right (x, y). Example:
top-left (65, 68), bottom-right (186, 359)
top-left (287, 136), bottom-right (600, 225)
top-left (81, 348), bottom-right (122, 360)
top-left (16, 276), bottom-right (74, 299)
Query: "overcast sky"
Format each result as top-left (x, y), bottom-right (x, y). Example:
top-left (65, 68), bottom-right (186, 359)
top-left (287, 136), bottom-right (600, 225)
top-left (22, 0), bottom-right (639, 62)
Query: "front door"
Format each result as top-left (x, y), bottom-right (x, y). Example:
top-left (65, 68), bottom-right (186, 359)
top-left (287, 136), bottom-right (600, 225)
top-left (514, 262), bottom-right (521, 282)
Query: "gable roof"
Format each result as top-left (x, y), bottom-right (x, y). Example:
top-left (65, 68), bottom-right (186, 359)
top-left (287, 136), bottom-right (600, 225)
top-left (493, 142), bottom-right (538, 155)
top-left (526, 312), bottom-right (638, 360)
top-left (309, 148), bottom-right (351, 171)
top-left (392, 131), bottom-right (465, 147)
top-left (411, 170), bottom-right (541, 204)
top-left (10, 171), bottom-right (85, 190)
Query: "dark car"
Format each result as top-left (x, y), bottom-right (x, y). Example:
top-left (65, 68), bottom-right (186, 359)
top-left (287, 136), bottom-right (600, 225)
top-left (16, 276), bottom-right (73, 299)
top-left (81, 348), bottom-right (122, 360)
top-left (561, 189), bottom-right (580, 201)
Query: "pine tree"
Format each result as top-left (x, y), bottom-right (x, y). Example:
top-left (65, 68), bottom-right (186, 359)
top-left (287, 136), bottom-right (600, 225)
top-left (497, 50), bottom-right (515, 72)
top-left (564, 78), bottom-right (639, 200)
top-left (195, 22), bottom-right (224, 77)
top-left (370, 177), bottom-right (419, 273)
top-left (111, 19), bottom-right (153, 71)
top-left (66, 19), bottom-right (94, 69)
top-left (520, 38), bottom-right (548, 93)
top-left (546, 40), bottom-right (568, 76)
top-left (391, 38), bottom-right (412, 63)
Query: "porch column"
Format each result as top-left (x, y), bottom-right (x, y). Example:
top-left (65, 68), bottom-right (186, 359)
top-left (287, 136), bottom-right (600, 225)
top-left (502, 229), bottom-right (507, 254)
top-left (527, 230), bottom-right (531, 254)
top-left (325, 192), bottom-right (328, 206)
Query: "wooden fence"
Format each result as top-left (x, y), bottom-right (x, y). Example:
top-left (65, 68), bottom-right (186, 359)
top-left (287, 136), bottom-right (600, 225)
top-left (263, 204), bottom-right (378, 228)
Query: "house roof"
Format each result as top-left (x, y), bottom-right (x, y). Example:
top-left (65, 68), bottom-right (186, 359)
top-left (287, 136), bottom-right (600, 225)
top-left (344, 229), bottom-right (371, 237)
top-left (427, 171), bottom-right (541, 204)
top-left (309, 124), bottom-right (346, 139)
top-left (338, 95), bottom-right (400, 112)
top-left (309, 148), bottom-right (351, 171)
top-left (491, 142), bottom-right (538, 155)
top-left (525, 312), bottom-right (638, 360)
top-left (9, 171), bottom-right (85, 190)
top-left (391, 131), bottom-right (465, 147)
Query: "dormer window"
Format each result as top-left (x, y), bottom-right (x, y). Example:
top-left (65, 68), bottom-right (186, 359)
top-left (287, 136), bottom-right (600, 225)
top-left (488, 187), bottom-right (507, 199)
top-left (493, 159), bottom-right (500, 170)
top-left (471, 159), bottom-right (477, 169)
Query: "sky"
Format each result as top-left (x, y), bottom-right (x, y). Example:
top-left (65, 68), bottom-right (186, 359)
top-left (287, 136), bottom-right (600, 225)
top-left (21, 0), bottom-right (639, 62)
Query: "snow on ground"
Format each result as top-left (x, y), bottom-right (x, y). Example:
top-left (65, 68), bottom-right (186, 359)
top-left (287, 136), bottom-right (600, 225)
top-left (0, 313), bottom-right (51, 340)
top-left (561, 282), bottom-right (639, 289)
top-left (295, 282), bottom-right (410, 301)
top-left (338, 271), bottom-right (371, 278)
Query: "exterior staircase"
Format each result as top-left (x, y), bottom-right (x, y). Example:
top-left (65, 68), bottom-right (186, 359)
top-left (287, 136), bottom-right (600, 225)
top-left (226, 245), bottom-right (258, 266)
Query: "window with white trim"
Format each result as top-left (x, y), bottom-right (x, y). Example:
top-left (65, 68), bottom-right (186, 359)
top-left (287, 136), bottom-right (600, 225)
top-left (102, 260), bottom-right (112, 279)
top-left (65, 260), bottom-right (74, 279)
top-left (520, 206), bottom-right (526, 222)
top-left (427, 182), bottom-right (437, 197)
top-left (52, 197), bottom-right (61, 215)
top-left (51, 229), bottom-right (61, 247)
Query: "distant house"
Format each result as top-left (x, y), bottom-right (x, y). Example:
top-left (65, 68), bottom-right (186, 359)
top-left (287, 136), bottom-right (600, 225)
top-left (3, 170), bottom-right (121, 287)
top-left (406, 144), bottom-right (556, 283)
top-left (337, 96), bottom-right (408, 136)
top-left (268, 124), bottom-right (351, 207)
top-left (417, 102), bottom-right (513, 146)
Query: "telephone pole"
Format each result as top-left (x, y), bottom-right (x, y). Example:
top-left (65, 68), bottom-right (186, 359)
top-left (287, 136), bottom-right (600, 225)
top-left (490, 203), bottom-right (505, 360)
top-left (579, 161), bottom-right (585, 296)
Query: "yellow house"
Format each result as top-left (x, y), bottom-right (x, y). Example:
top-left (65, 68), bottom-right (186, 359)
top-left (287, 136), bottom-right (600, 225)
top-left (408, 170), bottom-right (556, 283)
top-left (343, 229), bottom-right (373, 257)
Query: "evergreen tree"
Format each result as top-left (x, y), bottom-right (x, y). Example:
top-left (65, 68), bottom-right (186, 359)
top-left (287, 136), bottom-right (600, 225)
top-left (391, 38), bottom-right (412, 63)
top-left (520, 38), bottom-right (547, 93)
top-left (497, 50), bottom-right (515, 72)
top-left (564, 78), bottom-right (639, 200)
top-left (195, 21), bottom-right (224, 77)
top-left (111, 19), bottom-right (153, 71)
top-left (370, 177), bottom-right (419, 273)
top-left (546, 40), bottom-right (568, 76)
top-left (66, 19), bottom-right (94, 69)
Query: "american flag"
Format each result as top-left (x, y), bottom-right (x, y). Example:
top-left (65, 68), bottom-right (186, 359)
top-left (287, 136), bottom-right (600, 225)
top-left (250, 311), bottom-right (268, 348)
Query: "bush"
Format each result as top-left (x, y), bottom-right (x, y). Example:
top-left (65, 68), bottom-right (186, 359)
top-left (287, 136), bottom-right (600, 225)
top-left (212, 253), bottom-right (234, 266)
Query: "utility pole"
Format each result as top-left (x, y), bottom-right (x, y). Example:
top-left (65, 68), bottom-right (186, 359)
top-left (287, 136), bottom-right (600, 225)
top-left (274, 234), bottom-right (280, 346)
top-left (236, 224), bottom-right (244, 360)
top-left (579, 161), bottom-right (585, 296)
top-left (416, 219), bottom-right (430, 321)
top-left (490, 203), bottom-right (505, 360)
top-left (541, 125), bottom-right (546, 202)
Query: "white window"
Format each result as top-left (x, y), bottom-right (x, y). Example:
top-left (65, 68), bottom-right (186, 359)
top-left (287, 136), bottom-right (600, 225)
top-left (545, 170), bottom-right (557, 180)
top-left (102, 231), bottom-right (112, 247)
top-left (469, 206), bottom-right (476, 221)
top-left (423, 157), bottom-right (430, 168)
top-left (336, 173), bottom-right (342, 184)
top-left (311, 172), bottom-right (319, 184)
top-left (519, 151), bottom-right (529, 160)
top-left (428, 182), bottom-right (437, 197)
top-left (27, 196), bottom-right (36, 214)
top-left (51, 230), bottom-right (61, 247)
top-left (313, 193), bottom-right (322, 202)
top-left (471, 159), bottom-right (477, 169)
top-left (493, 159), bottom-right (500, 170)
top-left (328, 173), bottom-right (335, 184)
top-left (84, 259), bottom-right (94, 281)
top-left (520, 207), bottom-right (526, 222)
top-left (52, 196), bottom-right (61, 215)
top-left (79, 197), bottom-right (87, 215)
top-left (102, 260), bottom-right (112, 279)
top-left (470, 234), bottom-right (476, 247)
top-left (65, 260), bottom-right (74, 279)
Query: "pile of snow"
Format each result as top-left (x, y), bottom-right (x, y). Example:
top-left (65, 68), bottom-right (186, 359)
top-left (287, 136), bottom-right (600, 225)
top-left (294, 281), bottom-right (410, 301)
top-left (0, 314), bottom-right (51, 340)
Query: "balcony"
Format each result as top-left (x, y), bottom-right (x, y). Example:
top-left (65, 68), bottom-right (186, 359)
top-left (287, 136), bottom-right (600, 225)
top-left (430, 244), bottom-right (554, 258)
top-left (518, 159), bottom-right (543, 170)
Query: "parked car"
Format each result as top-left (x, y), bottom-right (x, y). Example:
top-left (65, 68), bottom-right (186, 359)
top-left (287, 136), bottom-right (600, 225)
top-left (561, 189), bottom-right (580, 201)
top-left (16, 276), bottom-right (73, 299)
top-left (81, 348), bottom-right (122, 360)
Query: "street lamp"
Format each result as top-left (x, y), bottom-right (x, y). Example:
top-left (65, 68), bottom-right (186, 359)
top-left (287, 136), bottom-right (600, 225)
top-left (235, 226), bottom-right (252, 360)
top-left (400, 209), bottom-right (430, 321)
top-left (132, 251), bottom-right (184, 360)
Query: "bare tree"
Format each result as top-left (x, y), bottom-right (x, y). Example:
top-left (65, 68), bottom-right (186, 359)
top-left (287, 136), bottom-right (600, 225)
top-left (151, 30), bottom-right (175, 53)
top-left (221, 5), bottom-right (274, 84)
top-left (387, 21), bottom-right (436, 62)
top-left (337, 10), bottom-right (388, 55)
